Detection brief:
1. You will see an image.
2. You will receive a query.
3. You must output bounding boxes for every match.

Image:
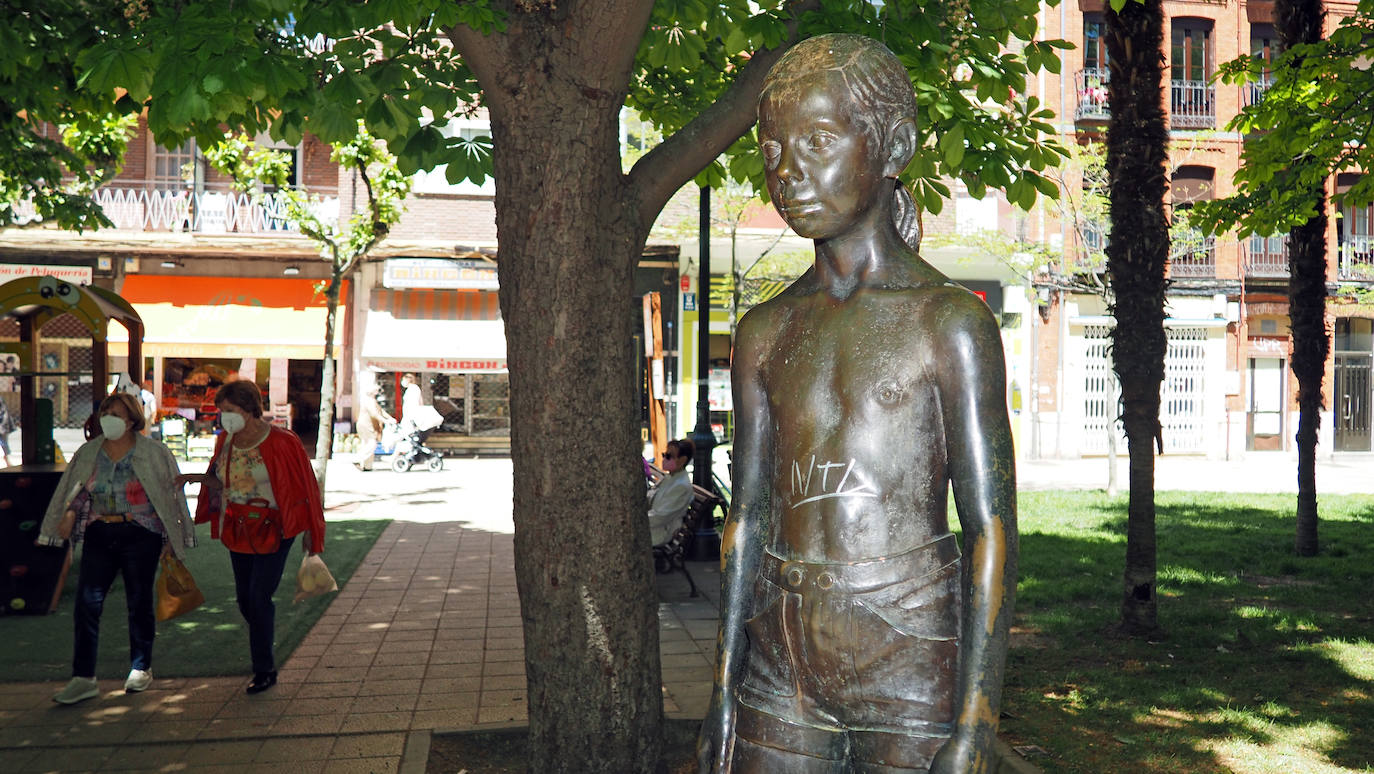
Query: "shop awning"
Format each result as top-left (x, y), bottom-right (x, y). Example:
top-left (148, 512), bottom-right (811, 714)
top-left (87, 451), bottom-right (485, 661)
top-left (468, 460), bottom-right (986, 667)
top-left (108, 276), bottom-right (345, 359)
top-left (360, 307), bottom-right (507, 373)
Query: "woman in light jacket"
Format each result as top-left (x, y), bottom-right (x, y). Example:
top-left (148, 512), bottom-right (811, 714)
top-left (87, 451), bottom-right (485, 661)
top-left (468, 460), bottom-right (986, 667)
top-left (37, 391), bottom-right (196, 705)
top-left (179, 379), bottom-right (325, 695)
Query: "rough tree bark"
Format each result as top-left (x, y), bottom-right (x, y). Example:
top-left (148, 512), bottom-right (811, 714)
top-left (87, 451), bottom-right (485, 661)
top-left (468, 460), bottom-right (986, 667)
top-left (445, 4), bottom-right (807, 770)
top-left (1105, 0), bottom-right (1169, 636)
top-left (1276, 0), bottom-right (1328, 558)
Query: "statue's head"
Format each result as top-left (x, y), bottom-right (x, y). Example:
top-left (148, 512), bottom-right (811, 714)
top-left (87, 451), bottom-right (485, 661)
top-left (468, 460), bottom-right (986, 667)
top-left (758, 34), bottom-right (921, 248)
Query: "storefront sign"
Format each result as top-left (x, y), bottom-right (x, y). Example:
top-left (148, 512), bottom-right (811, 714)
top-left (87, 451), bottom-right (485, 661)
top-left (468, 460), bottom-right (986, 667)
top-left (383, 258), bottom-right (499, 290)
top-left (364, 357), bottom-right (507, 373)
top-left (683, 292), bottom-right (697, 311)
top-left (0, 263), bottom-right (92, 284)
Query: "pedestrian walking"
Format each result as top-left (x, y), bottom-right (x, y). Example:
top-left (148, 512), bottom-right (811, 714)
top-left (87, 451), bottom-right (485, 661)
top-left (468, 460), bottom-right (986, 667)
top-left (179, 379), bottom-right (325, 694)
top-left (36, 391), bottom-right (196, 705)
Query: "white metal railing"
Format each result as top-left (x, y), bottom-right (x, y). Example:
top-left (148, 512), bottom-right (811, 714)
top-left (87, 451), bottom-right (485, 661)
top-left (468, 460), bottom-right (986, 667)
top-left (1340, 236), bottom-right (1374, 280)
top-left (1245, 76), bottom-right (1275, 108)
top-left (1246, 234), bottom-right (1288, 277)
top-left (1169, 235), bottom-right (1215, 277)
top-left (1170, 79), bottom-right (1215, 129)
top-left (89, 182), bottom-right (339, 235)
top-left (1075, 68), bottom-right (1111, 121)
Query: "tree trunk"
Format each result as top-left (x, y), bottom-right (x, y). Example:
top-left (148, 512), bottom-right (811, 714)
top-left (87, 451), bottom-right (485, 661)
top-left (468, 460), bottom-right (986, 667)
top-left (1105, 0), bottom-right (1169, 636)
top-left (313, 272), bottom-right (342, 497)
top-left (486, 39), bottom-right (663, 774)
top-left (1277, 0), bottom-right (1328, 558)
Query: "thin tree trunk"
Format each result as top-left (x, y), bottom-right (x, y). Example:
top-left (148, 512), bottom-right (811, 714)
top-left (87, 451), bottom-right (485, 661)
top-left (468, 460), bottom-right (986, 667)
top-left (313, 273), bottom-right (342, 496)
top-left (1105, 0), bottom-right (1169, 636)
top-left (1277, 0), bottom-right (1328, 558)
top-left (489, 54), bottom-right (663, 774)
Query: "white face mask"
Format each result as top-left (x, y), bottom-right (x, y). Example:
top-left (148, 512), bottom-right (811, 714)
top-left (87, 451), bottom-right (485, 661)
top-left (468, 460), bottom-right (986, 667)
top-left (99, 415), bottom-right (128, 439)
top-left (220, 411), bottom-right (247, 434)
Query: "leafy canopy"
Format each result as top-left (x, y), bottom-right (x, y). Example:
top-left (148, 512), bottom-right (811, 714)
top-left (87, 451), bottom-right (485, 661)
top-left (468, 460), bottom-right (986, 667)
top-left (1190, 1), bottom-right (1374, 238)
top-left (67, 0), bottom-right (1067, 218)
top-left (0, 1), bottom-right (138, 231)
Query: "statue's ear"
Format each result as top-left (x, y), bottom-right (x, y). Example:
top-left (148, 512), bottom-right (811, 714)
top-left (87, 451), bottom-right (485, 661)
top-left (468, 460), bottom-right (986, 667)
top-left (884, 117), bottom-right (918, 178)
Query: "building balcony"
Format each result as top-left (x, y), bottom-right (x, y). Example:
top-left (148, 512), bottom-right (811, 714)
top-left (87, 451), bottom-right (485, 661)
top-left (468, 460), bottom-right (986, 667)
top-left (1244, 76), bottom-right (1274, 109)
top-left (1245, 234), bottom-right (1288, 278)
top-left (1339, 236), bottom-right (1374, 280)
top-left (1170, 79), bottom-right (1215, 129)
top-left (74, 181), bottom-right (341, 236)
top-left (1075, 68), bottom-right (1111, 122)
top-left (1169, 235), bottom-right (1215, 278)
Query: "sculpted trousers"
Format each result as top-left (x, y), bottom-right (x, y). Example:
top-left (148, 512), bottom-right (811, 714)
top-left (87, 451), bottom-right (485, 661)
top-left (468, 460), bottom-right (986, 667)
top-left (734, 534), bottom-right (962, 773)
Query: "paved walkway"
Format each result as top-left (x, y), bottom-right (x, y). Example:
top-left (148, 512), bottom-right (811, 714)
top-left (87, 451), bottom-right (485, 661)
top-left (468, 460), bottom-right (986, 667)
top-left (1, 451), bottom-right (1368, 773)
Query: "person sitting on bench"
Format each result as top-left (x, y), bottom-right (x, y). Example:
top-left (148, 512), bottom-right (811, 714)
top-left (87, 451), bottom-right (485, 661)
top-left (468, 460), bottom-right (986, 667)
top-left (647, 438), bottom-right (695, 546)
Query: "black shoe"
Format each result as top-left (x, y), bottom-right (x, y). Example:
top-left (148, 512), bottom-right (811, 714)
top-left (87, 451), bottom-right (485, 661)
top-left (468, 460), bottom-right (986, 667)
top-left (246, 671), bottom-right (277, 694)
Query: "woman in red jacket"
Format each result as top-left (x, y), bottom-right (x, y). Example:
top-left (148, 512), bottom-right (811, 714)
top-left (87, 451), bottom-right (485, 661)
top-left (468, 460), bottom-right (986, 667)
top-left (180, 380), bottom-right (325, 694)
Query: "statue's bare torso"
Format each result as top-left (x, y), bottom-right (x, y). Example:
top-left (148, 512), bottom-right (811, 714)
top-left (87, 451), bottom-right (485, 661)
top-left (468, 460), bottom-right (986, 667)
top-left (747, 269), bottom-right (975, 562)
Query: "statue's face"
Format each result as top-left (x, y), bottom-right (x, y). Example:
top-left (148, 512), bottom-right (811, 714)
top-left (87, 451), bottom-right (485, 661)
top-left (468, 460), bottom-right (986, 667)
top-left (758, 70), bottom-right (887, 241)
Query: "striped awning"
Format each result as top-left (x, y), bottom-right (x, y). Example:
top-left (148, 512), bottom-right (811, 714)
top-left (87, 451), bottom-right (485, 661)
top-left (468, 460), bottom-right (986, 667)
top-left (369, 288), bottom-right (501, 321)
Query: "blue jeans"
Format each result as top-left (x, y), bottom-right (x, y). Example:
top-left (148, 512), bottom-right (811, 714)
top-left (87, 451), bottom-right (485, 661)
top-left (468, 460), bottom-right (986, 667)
top-left (73, 520), bottom-right (164, 677)
top-left (229, 536), bottom-right (295, 674)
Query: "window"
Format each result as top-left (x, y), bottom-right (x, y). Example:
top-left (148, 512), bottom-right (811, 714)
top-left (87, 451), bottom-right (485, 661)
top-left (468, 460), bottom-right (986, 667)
top-left (411, 122), bottom-right (495, 196)
top-left (1251, 23), bottom-right (1279, 74)
top-left (1084, 14), bottom-right (1108, 71)
top-left (1171, 21), bottom-right (1212, 83)
top-left (151, 138), bottom-right (196, 190)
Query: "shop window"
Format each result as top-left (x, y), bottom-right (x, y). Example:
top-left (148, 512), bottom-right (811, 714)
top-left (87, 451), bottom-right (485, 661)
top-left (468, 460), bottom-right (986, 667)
top-left (1335, 318), bottom-right (1373, 353)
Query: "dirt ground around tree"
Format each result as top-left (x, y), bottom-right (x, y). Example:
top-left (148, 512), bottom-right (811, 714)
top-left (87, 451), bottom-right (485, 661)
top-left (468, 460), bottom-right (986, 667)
top-left (426, 719), bottom-right (700, 773)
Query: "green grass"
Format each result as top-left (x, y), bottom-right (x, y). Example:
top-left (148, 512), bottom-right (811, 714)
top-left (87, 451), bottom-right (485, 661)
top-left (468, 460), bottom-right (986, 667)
top-left (0, 519), bottom-right (389, 682)
top-left (1004, 491), bottom-right (1374, 774)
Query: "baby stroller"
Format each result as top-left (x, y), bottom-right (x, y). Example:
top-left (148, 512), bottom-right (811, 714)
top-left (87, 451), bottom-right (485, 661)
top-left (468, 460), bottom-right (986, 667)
top-left (388, 425), bottom-right (444, 473)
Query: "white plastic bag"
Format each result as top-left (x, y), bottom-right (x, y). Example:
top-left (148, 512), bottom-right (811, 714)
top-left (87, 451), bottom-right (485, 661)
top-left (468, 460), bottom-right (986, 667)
top-left (294, 553), bottom-right (338, 603)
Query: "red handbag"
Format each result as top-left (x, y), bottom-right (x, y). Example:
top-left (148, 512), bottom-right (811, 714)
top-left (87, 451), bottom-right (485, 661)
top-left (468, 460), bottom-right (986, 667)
top-left (222, 498), bottom-right (283, 554)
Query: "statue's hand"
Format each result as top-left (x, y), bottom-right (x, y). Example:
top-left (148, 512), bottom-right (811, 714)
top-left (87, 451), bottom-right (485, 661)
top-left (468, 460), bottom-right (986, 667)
top-left (929, 731), bottom-right (992, 774)
top-left (695, 692), bottom-right (735, 774)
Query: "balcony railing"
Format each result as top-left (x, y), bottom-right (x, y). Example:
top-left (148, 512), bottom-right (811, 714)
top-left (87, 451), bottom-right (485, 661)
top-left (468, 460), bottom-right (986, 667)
top-left (1245, 76), bottom-right (1275, 108)
top-left (89, 182), bottom-right (340, 235)
top-left (1245, 234), bottom-right (1289, 278)
top-left (1075, 68), bottom-right (1111, 122)
top-left (1339, 236), bottom-right (1374, 280)
top-left (1169, 235), bottom-right (1216, 277)
top-left (1170, 79), bottom-right (1216, 129)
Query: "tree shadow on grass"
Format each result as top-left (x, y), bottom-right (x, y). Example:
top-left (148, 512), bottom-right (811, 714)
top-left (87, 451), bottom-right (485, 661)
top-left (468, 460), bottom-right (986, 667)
top-left (1006, 491), bottom-right (1374, 774)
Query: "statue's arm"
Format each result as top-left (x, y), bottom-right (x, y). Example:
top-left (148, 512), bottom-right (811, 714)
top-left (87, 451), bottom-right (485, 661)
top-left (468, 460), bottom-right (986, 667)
top-left (932, 295), bottom-right (1018, 774)
top-left (697, 311), bottom-right (771, 773)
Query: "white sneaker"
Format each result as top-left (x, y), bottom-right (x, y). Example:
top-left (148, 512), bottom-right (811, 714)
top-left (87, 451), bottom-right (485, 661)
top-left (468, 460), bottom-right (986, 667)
top-left (54, 677), bottom-right (99, 705)
top-left (124, 669), bottom-right (152, 693)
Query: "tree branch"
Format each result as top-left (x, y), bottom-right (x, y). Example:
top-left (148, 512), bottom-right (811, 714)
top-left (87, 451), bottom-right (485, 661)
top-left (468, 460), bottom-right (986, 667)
top-left (628, 0), bottom-right (820, 230)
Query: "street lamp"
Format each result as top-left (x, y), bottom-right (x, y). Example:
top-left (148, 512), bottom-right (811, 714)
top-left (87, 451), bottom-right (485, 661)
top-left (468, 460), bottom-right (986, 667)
top-left (691, 186), bottom-right (715, 488)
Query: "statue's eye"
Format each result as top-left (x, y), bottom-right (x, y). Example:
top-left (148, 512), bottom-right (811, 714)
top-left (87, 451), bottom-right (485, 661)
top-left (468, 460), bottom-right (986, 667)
top-left (760, 140), bottom-right (781, 168)
top-left (808, 131), bottom-right (835, 150)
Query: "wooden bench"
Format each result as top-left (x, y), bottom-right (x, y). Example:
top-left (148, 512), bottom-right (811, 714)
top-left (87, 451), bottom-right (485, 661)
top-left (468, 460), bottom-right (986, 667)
top-left (653, 484), bottom-right (726, 597)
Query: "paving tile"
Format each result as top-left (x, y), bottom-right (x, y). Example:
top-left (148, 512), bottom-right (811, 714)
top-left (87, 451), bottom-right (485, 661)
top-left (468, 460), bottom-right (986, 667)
top-left (270, 713), bottom-right (345, 736)
top-left (480, 660), bottom-right (526, 677)
top-left (340, 711), bottom-right (413, 733)
top-left (123, 719), bottom-right (207, 743)
top-left (293, 681), bottom-right (363, 700)
top-left (365, 665), bottom-right (428, 682)
top-left (410, 708), bottom-right (479, 729)
top-left (348, 694), bottom-right (419, 714)
top-left (17, 745), bottom-right (114, 772)
top-left (92, 741), bottom-right (191, 770)
top-left (0, 748), bottom-right (41, 771)
top-left (254, 736), bottom-right (336, 762)
top-left (197, 715), bottom-right (277, 739)
top-left (476, 705), bottom-right (527, 724)
top-left (323, 755), bottom-right (400, 773)
top-left (414, 691), bottom-right (480, 712)
top-left (371, 651), bottom-right (428, 667)
top-left (423, 663), bottom-right (481, 680)
top-left (280, 697), bottom-right (350, 717)
top-left (330, 731), bottom-right (407, 758)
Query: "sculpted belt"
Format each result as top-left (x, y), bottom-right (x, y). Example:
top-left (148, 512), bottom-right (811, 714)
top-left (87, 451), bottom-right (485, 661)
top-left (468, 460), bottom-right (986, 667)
top-left (758, 532), bottom-right (959, 595)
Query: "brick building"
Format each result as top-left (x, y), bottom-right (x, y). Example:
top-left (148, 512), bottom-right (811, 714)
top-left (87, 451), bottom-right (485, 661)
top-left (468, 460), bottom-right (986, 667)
top-left (1021, 0), bottom-right (1373, 459)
